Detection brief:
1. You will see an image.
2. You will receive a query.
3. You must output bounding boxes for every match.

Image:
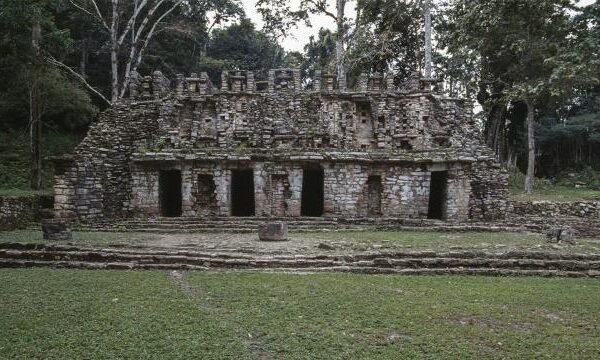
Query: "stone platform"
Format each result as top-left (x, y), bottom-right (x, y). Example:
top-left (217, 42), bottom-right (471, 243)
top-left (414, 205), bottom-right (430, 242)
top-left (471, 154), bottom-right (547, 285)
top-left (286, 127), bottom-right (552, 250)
top-left (1, 242), bottom-right (599, 278)
top-left (72, 215), bottom-right (600, 237)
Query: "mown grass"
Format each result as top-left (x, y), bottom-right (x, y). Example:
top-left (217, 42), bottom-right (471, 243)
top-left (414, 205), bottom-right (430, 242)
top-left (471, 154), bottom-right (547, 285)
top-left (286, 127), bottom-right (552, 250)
top-left (0, 230), bottom-right (147, 247)
top-left (0, 269), bottom-right (245, 359)
top-left (1, 269), bottom-right (599, 359)
top-left (305, 230), bottom-right (545, 247)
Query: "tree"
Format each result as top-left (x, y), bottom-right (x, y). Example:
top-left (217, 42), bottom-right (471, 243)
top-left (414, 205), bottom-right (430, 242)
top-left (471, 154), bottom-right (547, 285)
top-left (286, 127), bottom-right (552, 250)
top-left (140, 0), bottom-right (243, 76)
top-left (68, 0), bottom-right (242, 103)
top-left (351, 0), bottom-right (424, 81)
top-left (302, 28), bottom-right (337, 78)
top-left (0, 0), bottom-right (95, 189)
top-left (204, 17), bottom-right (284, 72)
top-left (423, 0), bottom-right (432, 78)
top-left (443, 0), bottom-right (594, 193)
top-left (256, 0), bottom-right (353, 89)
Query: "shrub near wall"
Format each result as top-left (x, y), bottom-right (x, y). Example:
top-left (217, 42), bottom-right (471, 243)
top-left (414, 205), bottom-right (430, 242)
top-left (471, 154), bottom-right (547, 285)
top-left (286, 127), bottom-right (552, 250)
top-left (0, 195), bottom-right (53, 231)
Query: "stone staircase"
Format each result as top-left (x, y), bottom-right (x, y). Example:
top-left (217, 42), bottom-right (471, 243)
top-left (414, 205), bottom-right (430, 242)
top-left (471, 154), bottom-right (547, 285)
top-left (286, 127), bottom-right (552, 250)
top-left (1, 243), bottom-right (599, 277)
top-left (72, 216), bottom-right (533, 234)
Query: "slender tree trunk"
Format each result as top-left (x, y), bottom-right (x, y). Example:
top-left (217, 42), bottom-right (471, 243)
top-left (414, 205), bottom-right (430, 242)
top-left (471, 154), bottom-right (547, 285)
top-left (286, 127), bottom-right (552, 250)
top-left (485, 105), bottom-right (506, 160)
top-left (110, 0), bottom-right (119, 103)
top-left (424, 0), bottom-right (432, 78)
top-left (30, 11), bottom-right (42, 190)
top-left (80, 39), bottom-right (87, 77)
top-left (524, 99), bottom-right (535, 194)
top-left (336, 0), bottom-right (346, 90)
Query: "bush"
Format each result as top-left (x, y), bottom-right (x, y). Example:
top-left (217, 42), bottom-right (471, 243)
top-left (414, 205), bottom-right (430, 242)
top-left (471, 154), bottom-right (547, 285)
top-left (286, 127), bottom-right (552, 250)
top-left (0, 131), bottom-right (81, 191)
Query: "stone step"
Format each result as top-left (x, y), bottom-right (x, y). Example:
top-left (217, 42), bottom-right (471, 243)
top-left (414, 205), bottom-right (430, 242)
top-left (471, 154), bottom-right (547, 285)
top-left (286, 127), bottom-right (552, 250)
top-left (72, 225), bottom-right (526, 234)
top-left (1, 259), bottom-right (598, 278)
top-left (2, 246), bottom-right (599, 275)
top-left (121, 221), bottom-right (340, 227)
top-left (3, 243), bottom-right (599, 260)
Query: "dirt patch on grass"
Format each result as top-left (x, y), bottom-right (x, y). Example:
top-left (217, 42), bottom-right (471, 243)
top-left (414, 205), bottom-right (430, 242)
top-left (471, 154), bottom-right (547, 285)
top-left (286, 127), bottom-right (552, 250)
top-left (448, 315), bottom-right (535, 333)
top-left (383, 331), bottom-right (413, 344)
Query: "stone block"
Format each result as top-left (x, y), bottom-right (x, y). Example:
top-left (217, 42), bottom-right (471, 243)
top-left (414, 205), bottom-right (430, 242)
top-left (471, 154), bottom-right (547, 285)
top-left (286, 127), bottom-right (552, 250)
top-left (41, 219), bottom-right (72, 241)
top-left (258, 222), bottom-right (288, 241)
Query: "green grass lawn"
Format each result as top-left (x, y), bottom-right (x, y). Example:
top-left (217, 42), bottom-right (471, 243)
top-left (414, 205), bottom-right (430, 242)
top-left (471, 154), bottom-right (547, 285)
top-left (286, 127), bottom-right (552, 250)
top-left (1, 269), bottom-right (599, 359)
top-left (0, 229), bottom-right (148, 247)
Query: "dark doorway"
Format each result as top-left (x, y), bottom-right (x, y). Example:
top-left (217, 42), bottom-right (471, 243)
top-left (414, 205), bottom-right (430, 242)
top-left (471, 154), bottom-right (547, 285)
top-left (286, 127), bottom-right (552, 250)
top-left (367, 176), bottom-right (382, 216)
top-left (159, 170), bottom-right (182, 217)
top-left (428, 171), bottom-right (447, 220)
top-left (231, 169), bottom-right (255, 216)
top-left (301, 168), bottom-right (324, 216)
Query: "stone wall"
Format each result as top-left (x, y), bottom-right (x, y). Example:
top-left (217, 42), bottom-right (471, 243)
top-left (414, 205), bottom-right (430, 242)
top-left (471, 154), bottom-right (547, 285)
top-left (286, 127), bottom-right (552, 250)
top-left (128, 160), bottom-right (474, 221)
top-left (468, 160), bottom-right (512, 221)
top-left (53, 68), bottom-right (509, 221)
top-left (512, 201), bottom-right (600, 219)
top-left (0, 195), bottom-right (53, 231)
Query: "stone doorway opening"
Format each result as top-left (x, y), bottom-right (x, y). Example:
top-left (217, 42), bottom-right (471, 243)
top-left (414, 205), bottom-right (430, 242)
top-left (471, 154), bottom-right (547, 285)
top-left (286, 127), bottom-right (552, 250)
top-left (367, 175), bottom-right (382, 216)
top-left (428, 171), bottom-right (447, 220)
top-left (159, 170), bottom-right (182, 217)
top-left (301, 168), bottom-right (324, 217)
top-left (231, 169), bottom-right (255, 216)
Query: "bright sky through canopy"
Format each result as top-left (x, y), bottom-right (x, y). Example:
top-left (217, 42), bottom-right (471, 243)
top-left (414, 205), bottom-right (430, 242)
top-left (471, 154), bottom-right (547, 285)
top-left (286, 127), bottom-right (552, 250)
top-left (241, 0), bottom-right (595, 52)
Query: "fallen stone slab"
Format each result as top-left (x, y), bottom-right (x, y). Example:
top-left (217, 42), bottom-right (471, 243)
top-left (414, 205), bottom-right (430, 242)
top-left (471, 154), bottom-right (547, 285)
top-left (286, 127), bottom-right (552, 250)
top-left (41, 219), bottom-right (72, 241)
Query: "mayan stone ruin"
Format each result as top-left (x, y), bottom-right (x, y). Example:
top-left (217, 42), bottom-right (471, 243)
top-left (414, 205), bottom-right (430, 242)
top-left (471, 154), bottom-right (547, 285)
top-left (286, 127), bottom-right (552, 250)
top-left (51, 69), bottom-right (510, 223)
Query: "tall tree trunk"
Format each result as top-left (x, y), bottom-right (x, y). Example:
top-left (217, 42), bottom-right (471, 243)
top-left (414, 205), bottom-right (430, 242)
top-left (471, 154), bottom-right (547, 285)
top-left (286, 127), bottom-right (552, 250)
top-left (30, 11), bottom-right (42, 190)
top-left (80, 39), bottom-right (87, 77)
top-left (336, 0), bottom-right (346, 90)
top-left (485, 105), bottom-right (506, 162)
top-left (424, 0), bottom-right (432, 78)
top-left (524, 99), bottom-right (535, 194)
top-left (110, 0), bottom-right (119, 103)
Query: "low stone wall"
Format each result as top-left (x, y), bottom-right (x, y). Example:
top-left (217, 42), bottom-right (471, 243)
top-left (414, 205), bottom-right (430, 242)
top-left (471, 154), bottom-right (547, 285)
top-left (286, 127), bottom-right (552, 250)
top-left (0, 195), bottom-right (54, 231)
top-left (512, 201), bottom-right (600, 219)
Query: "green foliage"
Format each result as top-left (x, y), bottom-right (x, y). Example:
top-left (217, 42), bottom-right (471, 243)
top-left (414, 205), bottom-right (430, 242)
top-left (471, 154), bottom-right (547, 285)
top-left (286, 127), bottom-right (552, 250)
top-left (0, 0), bottom-right (96, 131)
top-left (509, 170), bottom-right (600, 200)
top-left (351, 0), bottom-right (424, 81)
top-left (202, 17), bottom-right (284, 75)
top-left (443, 0), bottom-right (575, 104)
top-left (302, 28), bottom-right (337, 78)
top-left (282, 51), bottom-right (305, 68)
top-left (553, 169), bottom-right (600, 191)
top-left (0, 132), bottom-right (81, 190)
top-left (141, 0), bottom-right (244, 77)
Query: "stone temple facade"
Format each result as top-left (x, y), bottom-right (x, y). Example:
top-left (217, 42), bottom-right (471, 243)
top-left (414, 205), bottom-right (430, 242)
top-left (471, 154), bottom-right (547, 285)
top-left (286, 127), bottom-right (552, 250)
top-left (52, 69), bottom-right (510, 222)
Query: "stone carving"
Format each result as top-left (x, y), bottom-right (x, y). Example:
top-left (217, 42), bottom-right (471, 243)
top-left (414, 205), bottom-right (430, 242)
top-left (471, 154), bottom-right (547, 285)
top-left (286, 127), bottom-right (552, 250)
top-left (546, 226), bottom-right (577, 244)
top-left (51, 68), bottom-right (510, 222)
top-left (258, 222), bottom-right (288, 241)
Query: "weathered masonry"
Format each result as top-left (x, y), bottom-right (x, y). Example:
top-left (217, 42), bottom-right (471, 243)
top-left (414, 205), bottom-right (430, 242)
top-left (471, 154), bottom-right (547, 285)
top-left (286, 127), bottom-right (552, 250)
top-left (52, 69), bottom-right (510, 222)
